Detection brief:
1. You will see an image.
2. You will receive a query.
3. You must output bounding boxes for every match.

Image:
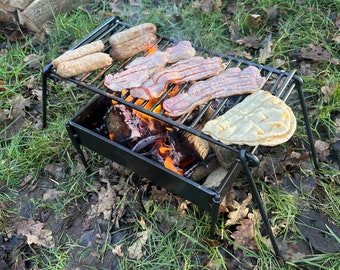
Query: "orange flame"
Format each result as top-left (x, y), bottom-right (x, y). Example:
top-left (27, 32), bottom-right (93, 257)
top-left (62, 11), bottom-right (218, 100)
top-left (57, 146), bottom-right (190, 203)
top-left (159, 146), bottom-right (172, 155)
top-left (109, 133), bottom-right (114, 141)
top-left (164, 156), bottom-right (183, 175)
top-left (168, 84), bottom-right (181, 97)
top-left (133, 99), bottom-right (163, 131)
top-left (146, 45), bottom-right (158, 55)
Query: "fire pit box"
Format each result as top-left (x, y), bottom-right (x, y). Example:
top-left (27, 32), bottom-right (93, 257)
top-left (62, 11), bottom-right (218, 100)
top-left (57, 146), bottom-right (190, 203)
top-left (66, 95), bottom-right (222, 217)
top-left (42, 16), bottom-right (318, 257)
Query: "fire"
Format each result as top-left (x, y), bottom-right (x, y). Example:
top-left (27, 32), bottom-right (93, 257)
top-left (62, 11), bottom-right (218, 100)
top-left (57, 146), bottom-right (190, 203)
top-left (168, 84), bottom-right (181, 97)
top-left (164, 156), bottom-right (183, 175)
top-left (159, 146), bottom-right (172, 154)
top-left (133, 98), bottom-right (163, 131)
top-left (146, 45), bottom-right (158, 55)
top-left (156, 136), bottom-right (184, 176)
top-left (108, 87), bottom-right (187, 176)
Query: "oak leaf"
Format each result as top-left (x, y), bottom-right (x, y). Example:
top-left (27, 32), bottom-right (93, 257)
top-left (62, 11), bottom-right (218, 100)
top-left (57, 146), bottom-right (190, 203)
top-left (87, 178), bottom-right (115, 220)
top-left (230, 215), bottom-right (257, 251)
top-left (226, 193), bottom-right (252, 226)
top-left (127, 230), bottom-right (149, 260)
top-left (16, 218), bottom-right (55, 248)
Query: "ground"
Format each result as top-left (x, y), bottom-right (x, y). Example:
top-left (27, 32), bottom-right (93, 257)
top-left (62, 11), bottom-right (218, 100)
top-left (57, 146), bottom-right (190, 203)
top-left (0, 1), bottom-right (339, 269)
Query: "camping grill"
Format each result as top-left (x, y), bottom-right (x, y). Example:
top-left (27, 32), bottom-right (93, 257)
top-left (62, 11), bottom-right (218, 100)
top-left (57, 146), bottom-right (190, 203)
top-left (42, 16), bottom-right (318, 258)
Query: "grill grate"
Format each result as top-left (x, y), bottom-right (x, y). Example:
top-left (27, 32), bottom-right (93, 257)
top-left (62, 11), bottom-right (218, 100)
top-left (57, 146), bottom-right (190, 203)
top-left (42, 16), bottom-right (318, 258)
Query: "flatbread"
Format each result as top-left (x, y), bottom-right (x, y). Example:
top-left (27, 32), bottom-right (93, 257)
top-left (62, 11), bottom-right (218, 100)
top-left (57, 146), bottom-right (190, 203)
top-left (202, 90), bottom-right (296, 146)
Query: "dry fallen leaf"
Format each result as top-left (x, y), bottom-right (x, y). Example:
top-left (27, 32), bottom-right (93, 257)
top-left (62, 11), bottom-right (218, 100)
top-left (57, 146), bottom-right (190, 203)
top-left (127, 230), bottom-right (149, 260)
top-left (149, 186), bottom-right (172, 203)
top-left (112, 243), bottom-right (125, 257)
top-left (23, 54), bottom-right (42, 69)
top-left (226, 193), bottom-right (252, 226)
top-left (300, 44), bottom-right (339, 65)
top-left (258, 41), bottom-right (273, 64)
top-left (235, 36), bottom-right (262, 49)
top-left (320, 85), bottom-right (337, 103)
top-left (87, 178), bottom-right (115, 220)
top-left (246, 14), bottom-right (262, 28)
top-left (16, 218), bottom-right (55, 248)
top-left (42, 188), bottom-right (66, 201)
top-left (0, 94), bottom-right (29, 139)
top-left (192, 0), bottom-right (222, 13)
top-left (230, 213), bottom-right (258, 251)
top-left (314, 139), bottom-right (330, 162)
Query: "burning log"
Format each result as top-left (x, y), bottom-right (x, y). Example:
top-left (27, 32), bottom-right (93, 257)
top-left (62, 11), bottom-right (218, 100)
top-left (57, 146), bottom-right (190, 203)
top-left (181, 132), bottom-right (210, 160)
top-left (105, 102), bottom-right (214, 177)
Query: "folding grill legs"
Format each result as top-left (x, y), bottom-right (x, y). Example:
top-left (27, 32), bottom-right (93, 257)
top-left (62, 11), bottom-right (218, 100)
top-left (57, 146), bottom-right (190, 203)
top-left (239, 149), bottom-right (281, 258)
top-left (66, 122), bottom-right (91, 173)
top-left (210, 194), bottom-right (221, 236)
top-left (295, 80), bottom-right (319, 170)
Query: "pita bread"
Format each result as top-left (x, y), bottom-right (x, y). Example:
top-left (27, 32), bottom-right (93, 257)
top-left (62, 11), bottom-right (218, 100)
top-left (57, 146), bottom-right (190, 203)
top-left (202, 90), bottom-right (296, 146)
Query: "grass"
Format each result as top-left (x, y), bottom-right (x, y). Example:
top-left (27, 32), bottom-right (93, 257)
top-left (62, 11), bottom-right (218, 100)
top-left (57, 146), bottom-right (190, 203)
top-left (1, 0), bottom-right (339, 269)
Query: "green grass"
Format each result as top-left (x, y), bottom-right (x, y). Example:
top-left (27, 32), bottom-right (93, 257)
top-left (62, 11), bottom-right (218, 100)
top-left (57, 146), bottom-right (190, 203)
top-left (1, 0), bottom-right (340, 269)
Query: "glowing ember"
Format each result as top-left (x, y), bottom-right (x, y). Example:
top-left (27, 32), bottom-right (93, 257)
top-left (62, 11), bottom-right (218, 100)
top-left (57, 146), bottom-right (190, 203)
top-left (146, 45), bottom-right (158, 55)
top-left (164, 156), bottom-right (183, 175)
top-left (106, 97), bottom-right (195, 176)
top-left (168, 84), bottom-right (181, 97)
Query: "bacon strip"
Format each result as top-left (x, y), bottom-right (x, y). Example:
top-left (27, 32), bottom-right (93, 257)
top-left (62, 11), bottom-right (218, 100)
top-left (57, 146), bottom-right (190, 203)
top-left (104, 41), bottom-right (196, 92)
top-left (163, 66), bottom-right (266, 117)
top-left (129, 56), bottom-right (225, 100)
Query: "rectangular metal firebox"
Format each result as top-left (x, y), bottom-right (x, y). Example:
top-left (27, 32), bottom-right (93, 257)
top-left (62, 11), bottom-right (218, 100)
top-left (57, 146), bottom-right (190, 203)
top-left (42, 16), bottom-right (318, 258)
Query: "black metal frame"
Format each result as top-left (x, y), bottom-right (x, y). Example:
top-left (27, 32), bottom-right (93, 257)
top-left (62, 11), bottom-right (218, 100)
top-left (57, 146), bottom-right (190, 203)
top-left (42, 16), bottom-right (319, 258)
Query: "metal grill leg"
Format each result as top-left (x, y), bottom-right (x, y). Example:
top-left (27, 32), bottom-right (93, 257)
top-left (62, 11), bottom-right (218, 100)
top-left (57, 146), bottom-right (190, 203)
top-left (239, 149), bottom-right (281, 258)
top-left (296, 82), bottom-right (319, 170)
top-left (210, 194), bottom-right (221, 237)
top-left (42, 68), bottom-right (48, 128)
top-left (66, 122), bottom-right (91, 174)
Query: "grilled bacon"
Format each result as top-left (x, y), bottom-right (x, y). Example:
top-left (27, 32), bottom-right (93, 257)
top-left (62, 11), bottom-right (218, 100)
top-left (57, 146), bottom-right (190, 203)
top-left (163, 66), bottom-right (266, 117)
top-left (104, 41), bottom-right (196, 92)
top-left (129, 56), bottom-right (225, 100)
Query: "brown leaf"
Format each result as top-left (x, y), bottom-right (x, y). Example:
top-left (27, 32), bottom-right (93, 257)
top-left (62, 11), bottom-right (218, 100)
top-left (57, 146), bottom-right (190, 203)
top-left (336, 16), bottom-right (340, 30)
top-left (258, 41), bottom-right (273, 64)
top-left (127, 230), bottom-right (149, 260)
top-left (230, 214), bottom-right (258, 251)
top-left (320, 85), bottom-right (337, 104)
top-left (87, 178), bottom-right (115, 220)
top-left (235, 36), bottom-right (261, 49)
top-left (149, 186), bottom-right (172, 203)
top-left (23, 54), bottom-right (42, 69)
top-left (226, 193), bottom-right (252, 226)
top-left (246, 14), bottom-right (262, 29)
top-left (42, 188), bottom-right (66, 201)
top-left (0, 95), bottom-right (29, 139)
top-left (0, 80), bottom-right (5, 92)
top-left (314, 140), bottom-right (330, 162)
top-left (16, 218), bottom-right (55, 248)
top-left (300, 44), bottom-right (339, 65)
top-left (192, 0), bottom-right (222, 13)
top-left (112, 243), bottom-right (125, 257)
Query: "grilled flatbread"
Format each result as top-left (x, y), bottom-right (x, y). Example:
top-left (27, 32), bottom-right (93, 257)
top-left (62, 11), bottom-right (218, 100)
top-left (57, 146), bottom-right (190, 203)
top-left (202, 90), bottom-right (296, 146)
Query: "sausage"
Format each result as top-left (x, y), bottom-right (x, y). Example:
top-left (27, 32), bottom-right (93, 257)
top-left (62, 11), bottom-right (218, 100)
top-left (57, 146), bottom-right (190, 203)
top-left (56, 52), bottom-right (112, 78)
top-left (109, 23), bottom-right (156, 46)
top-left (52, 40), bottom-right (105, 68)
top-left (110, 34), bottom-right (158, 60)
top-left (109, 23), bottom-right (157, 60)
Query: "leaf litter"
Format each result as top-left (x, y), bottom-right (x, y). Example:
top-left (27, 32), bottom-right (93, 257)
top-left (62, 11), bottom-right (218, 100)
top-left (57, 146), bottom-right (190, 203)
top-left (1, 0), bottom-right (340, 268)
top-left (15, 218), bottom-right (55, 248)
